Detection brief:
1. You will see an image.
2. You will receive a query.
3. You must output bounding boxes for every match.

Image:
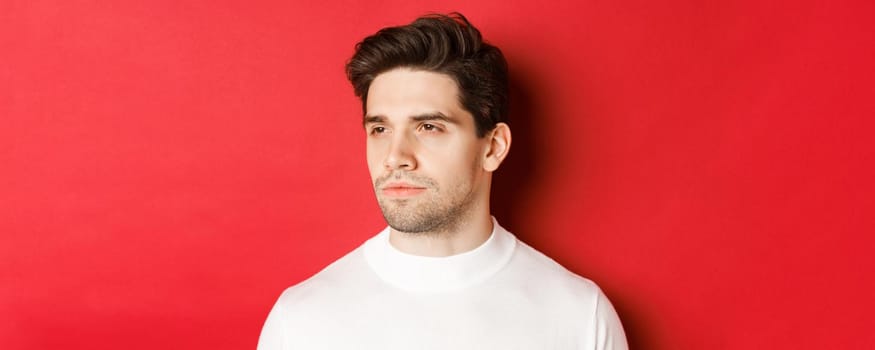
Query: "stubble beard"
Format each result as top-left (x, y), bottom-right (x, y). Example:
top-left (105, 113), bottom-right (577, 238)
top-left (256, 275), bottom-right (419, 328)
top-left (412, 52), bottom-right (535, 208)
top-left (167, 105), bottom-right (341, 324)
top-left (374, 172), bottom-right (475, 235)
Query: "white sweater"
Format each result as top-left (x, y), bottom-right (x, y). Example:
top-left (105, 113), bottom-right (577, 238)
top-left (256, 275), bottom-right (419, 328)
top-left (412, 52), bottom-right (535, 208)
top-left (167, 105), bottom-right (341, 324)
top-left (258, 220), bottom-right (628, 349)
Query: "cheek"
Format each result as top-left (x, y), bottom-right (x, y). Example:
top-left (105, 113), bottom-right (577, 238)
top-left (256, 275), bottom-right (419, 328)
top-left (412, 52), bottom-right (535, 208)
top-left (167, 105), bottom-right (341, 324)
top-left (417, 134), bottom-right (443, 149)
top-left (424, 141), bottom-right (481, 180)
top-left (366, 141), bottom-right (386, 178)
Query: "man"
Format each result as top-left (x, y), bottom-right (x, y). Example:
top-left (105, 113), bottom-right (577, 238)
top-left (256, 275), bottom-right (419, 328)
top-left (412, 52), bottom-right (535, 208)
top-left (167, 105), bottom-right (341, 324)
top-left (258, 13), bottom-right (628, 349)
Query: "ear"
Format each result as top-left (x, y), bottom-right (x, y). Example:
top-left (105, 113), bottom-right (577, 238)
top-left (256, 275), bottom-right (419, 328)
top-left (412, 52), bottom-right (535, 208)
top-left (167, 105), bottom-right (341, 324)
top-left (482, 123), bottom-right (511, 172)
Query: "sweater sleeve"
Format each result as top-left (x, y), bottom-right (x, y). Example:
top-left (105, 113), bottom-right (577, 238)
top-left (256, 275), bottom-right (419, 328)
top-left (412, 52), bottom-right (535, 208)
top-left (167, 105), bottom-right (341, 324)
top-left (593, 289), bottom-right (629, 350)
top-left (256, 300), bottom-right (285, 350)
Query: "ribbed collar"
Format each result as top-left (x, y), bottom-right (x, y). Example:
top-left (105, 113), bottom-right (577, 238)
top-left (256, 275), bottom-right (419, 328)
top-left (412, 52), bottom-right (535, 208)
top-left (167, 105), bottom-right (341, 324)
top-left (363, 218), bottom-right (517, 293)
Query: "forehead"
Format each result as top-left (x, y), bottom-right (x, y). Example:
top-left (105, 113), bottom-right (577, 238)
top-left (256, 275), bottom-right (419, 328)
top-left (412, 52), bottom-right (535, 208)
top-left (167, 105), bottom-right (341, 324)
top-left (366, 68), bottom-right (464, 119)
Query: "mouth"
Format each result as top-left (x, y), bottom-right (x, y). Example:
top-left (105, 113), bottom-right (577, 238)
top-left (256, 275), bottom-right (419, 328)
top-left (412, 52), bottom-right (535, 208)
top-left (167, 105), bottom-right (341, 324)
top-left (380, 182), bottom-right (427, 197)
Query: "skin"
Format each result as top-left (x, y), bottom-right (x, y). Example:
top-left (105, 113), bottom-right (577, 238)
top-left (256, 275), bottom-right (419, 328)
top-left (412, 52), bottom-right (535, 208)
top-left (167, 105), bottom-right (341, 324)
top-left (364, 68), bottom-right (511, 257)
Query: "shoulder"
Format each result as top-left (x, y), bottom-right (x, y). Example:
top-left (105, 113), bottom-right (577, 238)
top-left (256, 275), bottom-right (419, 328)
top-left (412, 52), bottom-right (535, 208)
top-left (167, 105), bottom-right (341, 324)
top-left (505, 238), bottom-right (606, 303)
top-left (493, 235), bottom-right (628, 346)
top-left (272, 244), bottom-right (377, 311)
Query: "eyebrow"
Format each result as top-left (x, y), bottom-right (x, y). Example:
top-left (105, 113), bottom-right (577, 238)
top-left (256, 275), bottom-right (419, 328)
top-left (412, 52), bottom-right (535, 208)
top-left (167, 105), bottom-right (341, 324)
top-left (363, 112), bottom-right (457, 127)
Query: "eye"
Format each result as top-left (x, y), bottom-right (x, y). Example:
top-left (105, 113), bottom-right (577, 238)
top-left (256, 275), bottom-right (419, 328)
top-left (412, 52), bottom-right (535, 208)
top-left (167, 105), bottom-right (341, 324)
top-left (419, 123), bottom-right (443, 133)
top-left (369, 126), bottom-right (387, 135)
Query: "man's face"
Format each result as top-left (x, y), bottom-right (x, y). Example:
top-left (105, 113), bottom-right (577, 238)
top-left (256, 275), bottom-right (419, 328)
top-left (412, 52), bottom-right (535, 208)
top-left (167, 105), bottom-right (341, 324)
top-left (364, 68), bottom-right (490, 234)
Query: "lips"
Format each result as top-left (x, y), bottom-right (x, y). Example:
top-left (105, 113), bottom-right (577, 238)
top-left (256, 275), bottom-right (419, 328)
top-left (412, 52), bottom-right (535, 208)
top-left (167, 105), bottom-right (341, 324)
top-left (381, 182), bottom-right (427, 197)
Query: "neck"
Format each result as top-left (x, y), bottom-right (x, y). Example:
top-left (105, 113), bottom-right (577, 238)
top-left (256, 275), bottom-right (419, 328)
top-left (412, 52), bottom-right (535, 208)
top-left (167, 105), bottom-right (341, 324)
top-left (388, 209), bottom-right (494, 257)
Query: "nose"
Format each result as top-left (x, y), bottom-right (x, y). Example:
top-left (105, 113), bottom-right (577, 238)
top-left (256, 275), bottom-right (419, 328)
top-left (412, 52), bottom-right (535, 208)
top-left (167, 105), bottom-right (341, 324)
top-left (384, 131), bottom-right (417, 171)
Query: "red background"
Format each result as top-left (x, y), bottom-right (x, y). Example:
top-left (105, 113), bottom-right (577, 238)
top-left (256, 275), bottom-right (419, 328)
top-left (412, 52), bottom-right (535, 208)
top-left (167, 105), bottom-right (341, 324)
top-left (2, 0), bottom-right (873, 349)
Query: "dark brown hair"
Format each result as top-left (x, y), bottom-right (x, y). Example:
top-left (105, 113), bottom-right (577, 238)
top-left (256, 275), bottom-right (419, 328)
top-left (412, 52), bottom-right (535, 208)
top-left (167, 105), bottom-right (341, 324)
top-left (345, 12), bottom-right (509, 137)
